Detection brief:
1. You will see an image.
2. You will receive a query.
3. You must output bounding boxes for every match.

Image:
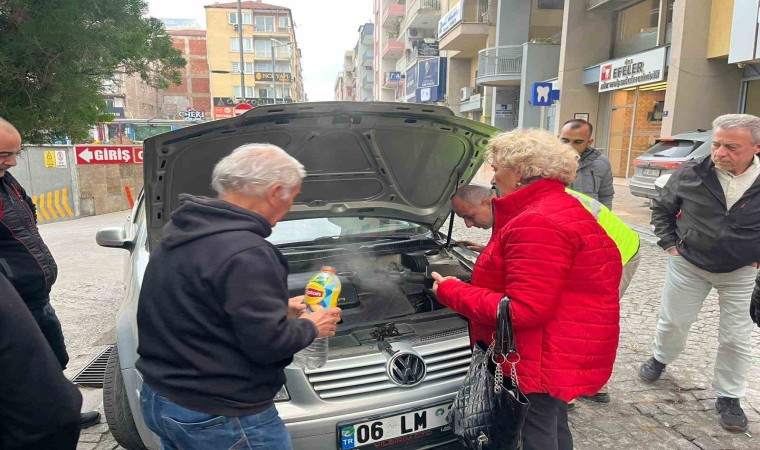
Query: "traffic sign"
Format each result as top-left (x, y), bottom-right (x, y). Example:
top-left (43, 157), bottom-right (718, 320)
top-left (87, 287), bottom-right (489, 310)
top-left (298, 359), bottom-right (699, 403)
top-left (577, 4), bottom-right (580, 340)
top-left (75, 146), bottom-right (143, 165)
top-left (233, 103), bottom-right (253, 116)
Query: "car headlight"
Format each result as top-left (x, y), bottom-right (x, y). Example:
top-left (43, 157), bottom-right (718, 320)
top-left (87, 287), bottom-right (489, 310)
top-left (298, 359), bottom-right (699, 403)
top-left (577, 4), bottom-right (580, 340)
top-left (274, 385), bottom-right (290, 402)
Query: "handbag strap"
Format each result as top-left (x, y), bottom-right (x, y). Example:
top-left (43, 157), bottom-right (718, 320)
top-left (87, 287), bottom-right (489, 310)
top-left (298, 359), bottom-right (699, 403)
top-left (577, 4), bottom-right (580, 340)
top-left (494, 296), bottom-right (516, 358)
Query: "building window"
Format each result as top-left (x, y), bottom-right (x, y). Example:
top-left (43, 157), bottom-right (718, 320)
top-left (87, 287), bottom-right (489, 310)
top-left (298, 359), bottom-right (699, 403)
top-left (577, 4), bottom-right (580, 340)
top-left (243, 38), bottom-right (253, 53)
top-left (282, 86), bottom-right (291, 98)
top-left (276, 40), bottom-right (291, 57)
top-left (255, 39), bottom-right (272, 58)
top-left (233, 86), bottom-right (255, 98)
top-left (279, 16), bottom-right (290, 29)
top-left (232, 62), bottom-right (254, 73)
top-left (256, 61), bottom-right (273, 72)
top-left (537, 0), bottom-right (564, 8)
top-left (259, 87), bottom-right (274, 98)
top-left (228, 12), bottom-right (252, 24)
top-left (276, 62), bottom-right (291, 73)
top-left (230, 37), bottom-right (239, 52)
top-left (613, 0), bottom-right (661, 58)
top-left (255, 16), bottom-right (275, 32)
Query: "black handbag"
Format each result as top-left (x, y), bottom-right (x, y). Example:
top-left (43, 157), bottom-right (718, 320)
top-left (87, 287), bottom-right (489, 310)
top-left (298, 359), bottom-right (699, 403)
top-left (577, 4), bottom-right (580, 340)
top-left (447, 296), bottom-right (531, 450)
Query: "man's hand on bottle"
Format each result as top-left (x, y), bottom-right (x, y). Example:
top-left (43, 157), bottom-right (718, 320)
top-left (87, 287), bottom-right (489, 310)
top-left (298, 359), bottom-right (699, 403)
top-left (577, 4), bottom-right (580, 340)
top-left (305, 307), bottom-right (342, 338)
top-left (288, 296), bottom-right (307, 318)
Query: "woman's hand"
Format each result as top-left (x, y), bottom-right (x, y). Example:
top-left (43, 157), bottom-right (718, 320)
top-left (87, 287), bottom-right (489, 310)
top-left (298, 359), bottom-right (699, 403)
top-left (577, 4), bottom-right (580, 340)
top-left (431, 271), bottom-right (460, 295)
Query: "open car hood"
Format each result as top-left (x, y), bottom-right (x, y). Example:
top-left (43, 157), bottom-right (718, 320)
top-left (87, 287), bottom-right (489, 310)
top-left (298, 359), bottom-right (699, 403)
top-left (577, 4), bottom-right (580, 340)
top-left (143, 102), bottom-right (500, 241)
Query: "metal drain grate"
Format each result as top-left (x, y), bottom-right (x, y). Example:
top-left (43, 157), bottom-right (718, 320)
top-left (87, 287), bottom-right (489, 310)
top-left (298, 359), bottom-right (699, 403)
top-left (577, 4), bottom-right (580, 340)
top-left (71, 345), bottom-right (113, 388)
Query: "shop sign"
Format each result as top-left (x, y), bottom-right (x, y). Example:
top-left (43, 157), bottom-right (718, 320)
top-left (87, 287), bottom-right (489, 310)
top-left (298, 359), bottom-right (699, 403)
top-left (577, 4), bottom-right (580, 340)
top-left (438, 2), bottom-right (463, 37)
top-left (417, 41), bottom-right (439, 57)
top-left (254, 72), bottom-right (293, 83)
top-left (460, 94), bottom-right (482, 113)
top-left (417, 58), bottom-right (440, 88)
top-left (179, 107), bottom-right (205, 121)
top-left (406, 66), bottom-right (417, 96)
top-left (213, 97), bottom-right (275, 119)
top-left (598, 47), bottom-right (666, 93)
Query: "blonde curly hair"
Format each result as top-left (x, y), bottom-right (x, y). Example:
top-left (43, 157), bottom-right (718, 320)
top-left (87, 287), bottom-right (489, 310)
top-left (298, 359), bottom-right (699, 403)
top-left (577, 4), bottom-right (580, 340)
top-left (486, 128), bottom-right (579, 185)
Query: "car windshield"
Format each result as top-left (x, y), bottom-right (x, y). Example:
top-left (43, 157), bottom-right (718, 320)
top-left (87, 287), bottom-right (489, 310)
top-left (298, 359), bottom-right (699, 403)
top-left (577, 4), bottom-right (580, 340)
top-left (645, 139), bottom-right (702, 158)
top-left (268, 217), bottom-right (429, 245)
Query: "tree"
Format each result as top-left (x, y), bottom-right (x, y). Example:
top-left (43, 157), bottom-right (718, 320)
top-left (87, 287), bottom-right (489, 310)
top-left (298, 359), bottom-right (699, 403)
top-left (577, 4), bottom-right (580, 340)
top-left (0, 0), bottom-right (186, 143)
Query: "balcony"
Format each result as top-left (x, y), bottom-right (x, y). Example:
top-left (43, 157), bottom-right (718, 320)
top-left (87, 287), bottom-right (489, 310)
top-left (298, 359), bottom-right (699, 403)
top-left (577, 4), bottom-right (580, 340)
top-left (383, 71), bottom-right (402, 88)
top-left (402, 0), bottom-right (441, 32)
top-left (476, 45), bottom-right (522, 86)
top-left (362, 75), bottom-right (373, 88)
top-left (382, 1), bottom-right (405, 27)
top-left (588, 0), bottom-right (641, 10)
top-left (382, 38), bottom-right (404, 59)
top-left (438, 0), bottom-right (492, 58)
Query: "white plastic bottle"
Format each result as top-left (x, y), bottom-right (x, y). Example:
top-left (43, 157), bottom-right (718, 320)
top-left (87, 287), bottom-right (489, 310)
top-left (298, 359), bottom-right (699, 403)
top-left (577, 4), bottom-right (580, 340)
top-left (293, 266), bottom-right (341, 369)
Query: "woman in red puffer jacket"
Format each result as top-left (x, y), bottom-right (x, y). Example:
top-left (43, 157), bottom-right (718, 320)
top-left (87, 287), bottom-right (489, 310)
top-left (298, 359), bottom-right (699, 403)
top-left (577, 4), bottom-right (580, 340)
top-left (432, 128), bottom-right (622, 450)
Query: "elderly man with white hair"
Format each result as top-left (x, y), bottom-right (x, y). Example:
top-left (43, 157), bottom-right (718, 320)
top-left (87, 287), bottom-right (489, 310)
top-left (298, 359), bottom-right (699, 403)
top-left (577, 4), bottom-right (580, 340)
top-left (641, 114), bottom-right (760, 432)
top-left (136, 143), bottom-right (341, 449)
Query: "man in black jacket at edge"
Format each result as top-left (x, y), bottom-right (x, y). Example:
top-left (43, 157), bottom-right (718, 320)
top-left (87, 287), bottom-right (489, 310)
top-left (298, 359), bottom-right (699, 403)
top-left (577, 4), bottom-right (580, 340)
top-left (0, 117), bottom-right (100, 429)
top-left (136, 143), bottom-right (341, 449)
top-left (639, 114), bottom-right (760, 433)
top-left (0, 272), bottom-right (82, 449)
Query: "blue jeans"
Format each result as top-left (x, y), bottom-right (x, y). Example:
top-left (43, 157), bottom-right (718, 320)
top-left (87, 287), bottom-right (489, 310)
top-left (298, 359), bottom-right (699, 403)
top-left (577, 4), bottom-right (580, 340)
top-left (140, 382), bottom-right (292, 450)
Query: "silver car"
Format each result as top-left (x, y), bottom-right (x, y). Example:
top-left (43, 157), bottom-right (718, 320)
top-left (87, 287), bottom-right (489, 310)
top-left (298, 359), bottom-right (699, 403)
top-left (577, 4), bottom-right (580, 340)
top-left (96, 102), bottom-right (499, 450)
top-left (629, 129), bottom-right (712, 199)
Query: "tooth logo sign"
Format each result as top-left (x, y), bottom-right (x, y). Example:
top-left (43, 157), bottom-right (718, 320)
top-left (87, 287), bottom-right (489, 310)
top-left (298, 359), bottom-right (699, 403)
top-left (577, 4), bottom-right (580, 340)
top-left (536, 86), bottom-right (551, 103)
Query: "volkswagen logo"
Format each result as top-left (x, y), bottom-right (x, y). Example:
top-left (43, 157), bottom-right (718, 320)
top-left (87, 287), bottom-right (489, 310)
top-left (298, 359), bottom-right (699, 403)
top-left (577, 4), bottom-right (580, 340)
top-left (386, 350), bottom-right (426, 387)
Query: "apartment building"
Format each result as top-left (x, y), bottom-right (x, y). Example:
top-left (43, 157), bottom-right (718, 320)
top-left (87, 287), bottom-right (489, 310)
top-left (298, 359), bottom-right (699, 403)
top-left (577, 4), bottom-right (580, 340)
top-left (335, 23), bottom-right (375, 101)
top-left (335, 51), bottom-right (357, 100)
top-left (205, 1), bottom-right (305, 119)
top-left (161, 29), bottom-right (211, 120)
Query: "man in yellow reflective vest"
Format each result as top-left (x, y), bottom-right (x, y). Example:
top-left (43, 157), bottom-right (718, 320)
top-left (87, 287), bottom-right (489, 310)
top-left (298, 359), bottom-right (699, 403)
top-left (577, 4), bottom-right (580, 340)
top-left (451, 184), bottom-right (641, 401)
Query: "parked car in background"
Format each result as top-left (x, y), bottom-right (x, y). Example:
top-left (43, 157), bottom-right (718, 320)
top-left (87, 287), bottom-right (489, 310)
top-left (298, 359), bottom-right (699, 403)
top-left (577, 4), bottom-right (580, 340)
top-left (96, 102), bottom-right (499, 450)
top-left (629, 129), bottom-right (712, 199)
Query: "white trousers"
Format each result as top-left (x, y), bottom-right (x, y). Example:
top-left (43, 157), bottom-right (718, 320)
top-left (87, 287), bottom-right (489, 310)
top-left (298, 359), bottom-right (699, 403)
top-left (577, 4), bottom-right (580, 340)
top-left (652, 255), bottom-right (757, 398)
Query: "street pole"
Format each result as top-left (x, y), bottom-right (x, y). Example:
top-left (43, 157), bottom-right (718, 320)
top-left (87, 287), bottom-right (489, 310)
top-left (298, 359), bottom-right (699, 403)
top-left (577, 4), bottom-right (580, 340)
top-left (271, 44), bottom-right (276, 104)
top-left (237, 0), bottom-right (245, 100)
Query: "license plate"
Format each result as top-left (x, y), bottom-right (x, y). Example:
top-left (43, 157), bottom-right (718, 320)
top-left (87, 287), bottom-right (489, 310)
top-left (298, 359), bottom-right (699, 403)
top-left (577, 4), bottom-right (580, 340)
top-left (337, 402), bottom-right (452, 449)
top-left (642, 168), bottom-right (661, 177)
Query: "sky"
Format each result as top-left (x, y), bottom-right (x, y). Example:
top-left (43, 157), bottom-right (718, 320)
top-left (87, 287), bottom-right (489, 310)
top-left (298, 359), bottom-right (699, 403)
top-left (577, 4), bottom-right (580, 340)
top-left (146, 0), bottom-right (374, 101)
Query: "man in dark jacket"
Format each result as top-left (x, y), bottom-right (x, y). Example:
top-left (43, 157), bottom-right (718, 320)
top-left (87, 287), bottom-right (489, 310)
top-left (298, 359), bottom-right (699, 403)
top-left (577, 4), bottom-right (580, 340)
top-left (136, 143), bottom-right (341, 449)
top-left (560, 119), bottom-right (615, 209)
top-left (0, 118), bottom-right (100, 429)
top-left (0, 272), bottom-right (82, 449)
top-left (639, 114), bottom-right (760, 432)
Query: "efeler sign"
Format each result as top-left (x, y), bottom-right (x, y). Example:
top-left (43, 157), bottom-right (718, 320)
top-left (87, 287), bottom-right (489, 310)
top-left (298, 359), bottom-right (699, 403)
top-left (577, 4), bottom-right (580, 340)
top-left (598, 47), bottom-right (666, 93)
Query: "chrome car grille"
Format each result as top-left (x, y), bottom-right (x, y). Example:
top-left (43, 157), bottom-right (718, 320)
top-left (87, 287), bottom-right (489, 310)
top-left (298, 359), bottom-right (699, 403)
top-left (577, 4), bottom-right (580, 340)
top-left (305, 337), bottom-right (472, 400)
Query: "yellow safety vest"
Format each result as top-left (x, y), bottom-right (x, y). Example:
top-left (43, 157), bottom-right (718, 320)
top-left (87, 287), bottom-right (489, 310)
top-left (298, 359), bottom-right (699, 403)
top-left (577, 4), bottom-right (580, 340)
top-left (566, 189), bottom-right (640, 265)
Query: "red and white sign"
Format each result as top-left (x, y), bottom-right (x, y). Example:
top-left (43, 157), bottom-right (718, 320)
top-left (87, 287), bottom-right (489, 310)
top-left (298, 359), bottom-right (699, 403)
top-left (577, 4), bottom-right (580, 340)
top-left (75, 146), bottom-right (143, 165)
top-left (233, 103), bottom-right (253, 116)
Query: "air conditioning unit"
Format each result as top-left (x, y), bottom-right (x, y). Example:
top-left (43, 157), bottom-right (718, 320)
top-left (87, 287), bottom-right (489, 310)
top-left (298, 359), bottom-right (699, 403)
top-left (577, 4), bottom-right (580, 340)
top-left (409, 29), bottom-right (419, 37)
top-left (233, 23), bottom-right (239, 31)
top-left (460, 87), bottom-right (473, 101)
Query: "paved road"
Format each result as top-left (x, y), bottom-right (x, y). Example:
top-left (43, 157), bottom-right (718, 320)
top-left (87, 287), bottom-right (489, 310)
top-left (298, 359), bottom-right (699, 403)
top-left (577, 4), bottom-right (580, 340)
top-left (42, 196), bottom-right (760, 449)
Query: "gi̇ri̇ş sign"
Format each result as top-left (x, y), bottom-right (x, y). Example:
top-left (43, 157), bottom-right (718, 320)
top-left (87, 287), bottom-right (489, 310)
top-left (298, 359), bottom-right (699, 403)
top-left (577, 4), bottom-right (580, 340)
top-left (598, 47), bottom-right (666, 93)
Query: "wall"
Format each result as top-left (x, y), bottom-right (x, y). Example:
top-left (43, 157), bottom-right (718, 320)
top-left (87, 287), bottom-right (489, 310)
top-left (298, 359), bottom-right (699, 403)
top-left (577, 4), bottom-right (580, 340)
top-left (662, 0), bottom-right (742, 136)
top-left (518, 42), bottom-right (561, 128)
top-left (707, 0), bottom-right (734, 58)
top-left (9, 147), bottom-right (79, 224)
top-left (163, 31), bottom-right (211, 119)
top-left (555, 0), bottom-right (615, 134)
top-left (77, 164), bottom-right (142, 216)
